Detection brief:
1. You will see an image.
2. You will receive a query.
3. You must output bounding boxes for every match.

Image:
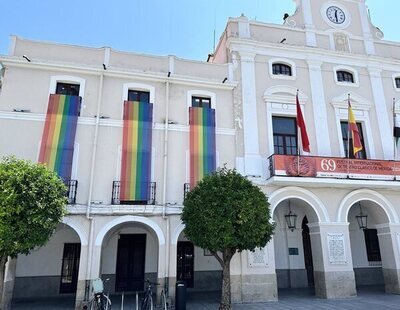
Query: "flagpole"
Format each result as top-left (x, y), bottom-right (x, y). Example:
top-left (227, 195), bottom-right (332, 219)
top-left (297, 89), bottom-right (300, 176)
top-left (393, 98), bottom-right (397, 160)
top-left (347, 94), bottom-right (351, 178)
top-left (393, 98), bottom-right (397, 180)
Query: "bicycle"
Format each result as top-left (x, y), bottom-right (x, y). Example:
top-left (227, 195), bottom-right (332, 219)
top-left (141, 279), bottom-right (158, 310)
top-left (89, 278), bottom-right (112, 310)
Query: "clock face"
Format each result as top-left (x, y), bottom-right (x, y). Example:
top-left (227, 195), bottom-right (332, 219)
top-left (326, 6), bottom-right (346, 24)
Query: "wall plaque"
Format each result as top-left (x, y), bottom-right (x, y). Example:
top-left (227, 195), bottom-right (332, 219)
top-left (248, 247), bottom-right (268, 267)
top-left (327, 233), bottom-right (346, 264)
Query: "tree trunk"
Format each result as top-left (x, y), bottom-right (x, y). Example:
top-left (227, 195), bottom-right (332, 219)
top-left (0, 255), bottom-right (8, 308)
top-left (219, 249), bottom-right (233, 310)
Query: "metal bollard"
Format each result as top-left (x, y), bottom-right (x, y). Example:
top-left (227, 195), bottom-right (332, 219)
top-left (175, 281), bottom-right (186, 310)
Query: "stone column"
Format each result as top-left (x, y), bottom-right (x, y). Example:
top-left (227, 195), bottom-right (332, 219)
top-left (231, 240), bottom-right (277, 303)
top-left (308, 223), bottom-right (357, 299)
top-left (239, 51), bottom-right (262, 177)
top-left (2, 257), bottom-right (16, 310)
top-left (74, 245), bottom-right (89, 310)
top-left (168, 242), bottom-right (178, 299)
top-left (376, 224), bottom-right (400, 294)
top-left (307, 59), bottom-right (331, 156)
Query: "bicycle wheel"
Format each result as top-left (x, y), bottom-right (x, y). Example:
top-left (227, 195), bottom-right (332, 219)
top-left (103, 294), bottom-right (112, 310)
top-left (141, 295), bottom-right (149, 310)
top-left (161, 290), bottom-right (167, 310)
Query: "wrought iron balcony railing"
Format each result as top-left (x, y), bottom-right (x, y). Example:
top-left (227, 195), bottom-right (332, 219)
top-left (183, 183), bottom-right (191, 200)
top-left (65, 180), bottom-right (78, 204)
top-left (267, 154), bottom-right (400, 181)
top-left (111, 181), bottom-right (156, 205)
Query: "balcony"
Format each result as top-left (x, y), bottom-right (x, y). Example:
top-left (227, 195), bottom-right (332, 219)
top-left (111, 181), bottom-right (156, 205)
top-left (65, 180), bottom-right (78, 204)
top-left (267, 154), bottom-right (400, 181)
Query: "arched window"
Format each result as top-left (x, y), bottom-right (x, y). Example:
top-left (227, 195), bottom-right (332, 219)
top-left (395, 77), bottom-right (400, 89)
top-left (272, 63), bottom-right (292, 76)
top-left (336, 71), bottom-right (354, 83)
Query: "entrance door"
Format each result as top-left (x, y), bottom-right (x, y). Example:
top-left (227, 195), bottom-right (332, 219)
top-left (60, 243), bottom-right (81, 293)
top-left (115, 234), bottom-right (146, 292)
top-left (302, 217), bottom-right (314, 287)
top-left (177, 241), bottom-right (194, 288)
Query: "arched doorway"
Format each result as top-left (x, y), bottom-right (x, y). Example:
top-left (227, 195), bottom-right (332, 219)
top-left (273, 198), bottom-right (319, 294)
top-left (13, 223), bottom-right (82, 301)
top-left (348, 200), bottom-right (388, 289)
top-left (99, 221), bottom-right (160, 294)
top-left (175, 230), bottom-right (221, 296)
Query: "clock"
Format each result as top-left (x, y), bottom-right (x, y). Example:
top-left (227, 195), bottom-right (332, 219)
top-left (326, 6), bottom-right (346, 24)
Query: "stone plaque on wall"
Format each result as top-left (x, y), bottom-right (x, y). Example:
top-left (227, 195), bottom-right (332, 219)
top-left (327, 233), bottom-right (347, 264)
top-left (248, 247), bottom-right (268, 267)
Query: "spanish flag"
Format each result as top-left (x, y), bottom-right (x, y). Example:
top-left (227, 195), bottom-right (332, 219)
top-left (348, 98), bottom-right (363, 156)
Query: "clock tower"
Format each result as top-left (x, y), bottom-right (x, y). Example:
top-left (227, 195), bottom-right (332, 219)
top-left (285, 0), bottom-right (382, 55)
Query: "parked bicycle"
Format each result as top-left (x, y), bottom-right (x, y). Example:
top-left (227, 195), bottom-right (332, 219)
top-left (89, 278), bottom-right (112, 310)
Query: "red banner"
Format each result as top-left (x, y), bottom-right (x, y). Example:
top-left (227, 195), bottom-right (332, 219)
top-left (271, 155), bottom-right (400, 181)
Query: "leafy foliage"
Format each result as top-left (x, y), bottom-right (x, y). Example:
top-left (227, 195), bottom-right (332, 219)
top-left (0, 156), bottom-right (67, 258)
top-left (182, 166), bottom-right (275, 255)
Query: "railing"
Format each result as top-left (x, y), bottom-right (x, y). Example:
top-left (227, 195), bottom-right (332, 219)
top-left (65, 180), bottom-right (78, 204)
top-left (267, 154), bottom-right (400, 181)
top-left (111, 181), bottom-right (156, 205)
top-left (183, 183), bottom-right (190, 199)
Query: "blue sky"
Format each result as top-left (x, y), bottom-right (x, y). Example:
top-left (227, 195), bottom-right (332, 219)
top-left (0, 1), bottom-right (398, 61)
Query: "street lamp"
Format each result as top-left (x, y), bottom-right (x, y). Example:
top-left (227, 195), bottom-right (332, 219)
top-left (355, 202), bottom-right (368, 230)
top-left (285, 200), bottom-right (297, 232)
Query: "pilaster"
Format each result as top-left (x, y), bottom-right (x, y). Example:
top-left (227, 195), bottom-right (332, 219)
top-left (307, 59), bottom-right (331, 156)
top-left (301, 0), bottom-right (317, 47)
top-left (239, 51), bottom-right (262, 177)
top-left (368, 65), bottom-right (393, 159)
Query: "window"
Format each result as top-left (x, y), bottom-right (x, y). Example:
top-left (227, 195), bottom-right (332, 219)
top-left (395, 78), bottom-right (400, 89)
top-left (56, 82), bottom-right (81, 115)
top-left (272, 63), bottom-right (292, 76)
top-left (128, 90), bottom-right (150, 103)
top-left (56, 82), bottom-right (80, 96)
top-left (272, 116), bottom-right (297, 155)
top-left (364, 229), bottom-right (381, 262)
top-left (192, 96), bottom-right (211, 108)
top-left (336, 71), bottom-right (354, 83)
top-left (340, 121), bottom-right (366, 159)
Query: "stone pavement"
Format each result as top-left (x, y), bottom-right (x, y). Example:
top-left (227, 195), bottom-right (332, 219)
top-left (11, 286), bottom-right (400, 309)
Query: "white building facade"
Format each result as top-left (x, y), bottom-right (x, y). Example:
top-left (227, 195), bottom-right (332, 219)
top-left (1, 0), bottom-right (400, 308)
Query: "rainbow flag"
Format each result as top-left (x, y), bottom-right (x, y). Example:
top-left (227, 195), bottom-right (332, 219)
top-left (39, 94), bottom-right (80, 181)
top-left (120, 101), bottom-right (153, 202)
top-left (189, 107), bottom-right (216, 187)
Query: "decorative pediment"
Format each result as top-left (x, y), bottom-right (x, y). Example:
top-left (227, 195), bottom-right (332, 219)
top-left (263, 85), bottom-right (308, 104)
top-left (330, 92), bottom-right (372, 111)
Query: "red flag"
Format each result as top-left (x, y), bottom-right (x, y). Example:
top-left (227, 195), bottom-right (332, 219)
top-left (348, 98), bottom-right (363, 156)
top-left (296, 93), bottom-right (310, 153)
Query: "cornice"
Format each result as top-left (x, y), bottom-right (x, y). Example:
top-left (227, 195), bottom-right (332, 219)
top-left (226, 38), bottom-right (400, 70)
top-left (0, 57), bottom-right (237, 90)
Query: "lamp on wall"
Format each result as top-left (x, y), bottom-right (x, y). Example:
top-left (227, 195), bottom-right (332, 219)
top-left (285, 200), bottom-right (297, 232)
top-left (355, 201), bottom-right (368, 230)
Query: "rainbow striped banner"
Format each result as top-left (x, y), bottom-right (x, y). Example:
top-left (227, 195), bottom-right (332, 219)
top-left (120, 101), bottom-right (153, 202)
top-left (189, 107), bottom-right (216, 187)
top-left (39, 94), bottom-right (80, 181)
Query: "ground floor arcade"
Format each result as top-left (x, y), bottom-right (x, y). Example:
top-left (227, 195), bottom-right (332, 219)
top-left (3, 186), bottom-right (400, 309)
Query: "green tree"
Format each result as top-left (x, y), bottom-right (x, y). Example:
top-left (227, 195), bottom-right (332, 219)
top-left (182, 167), bottom-right (275, 310)
top-left (0, 156), bottom-right (67, 306)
